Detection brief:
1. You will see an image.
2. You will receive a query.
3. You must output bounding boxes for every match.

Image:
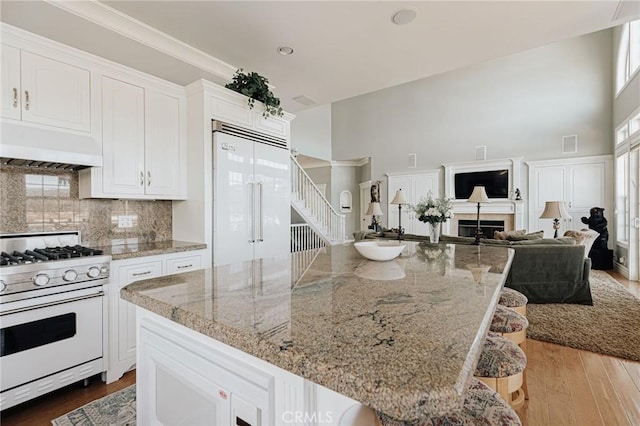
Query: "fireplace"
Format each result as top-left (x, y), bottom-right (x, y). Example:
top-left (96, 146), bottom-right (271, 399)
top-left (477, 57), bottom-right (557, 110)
top-left (458, 220), bottom-right (505, 239)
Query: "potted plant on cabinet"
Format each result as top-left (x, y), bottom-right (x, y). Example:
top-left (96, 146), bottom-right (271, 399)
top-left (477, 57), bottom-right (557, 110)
top-left (225, 69), bottom-right (284, 118)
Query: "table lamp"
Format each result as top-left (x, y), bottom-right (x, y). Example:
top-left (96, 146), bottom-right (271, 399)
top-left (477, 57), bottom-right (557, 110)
top-left (390, 189), bottom-right (407, 241)
top-left (539, 201), bottom-right (571, 238)
top-left (467, 186), bottom-right (490, 245)
top-left (365, 202), bottom-right (384, 232)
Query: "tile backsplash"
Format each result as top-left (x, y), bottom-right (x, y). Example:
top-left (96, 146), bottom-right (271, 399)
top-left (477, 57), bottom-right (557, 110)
top-left (0, 165), bottom-right (172, 246)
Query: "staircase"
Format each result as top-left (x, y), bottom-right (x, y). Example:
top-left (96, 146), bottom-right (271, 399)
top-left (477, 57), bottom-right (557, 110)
top-left (290, 154), bottom-right (347, 245)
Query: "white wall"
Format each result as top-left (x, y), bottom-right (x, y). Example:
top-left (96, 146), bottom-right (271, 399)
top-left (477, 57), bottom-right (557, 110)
top-left (290, 104), bottom-right (332, 161)
top-left (332, 29), bottom-right (614, 210)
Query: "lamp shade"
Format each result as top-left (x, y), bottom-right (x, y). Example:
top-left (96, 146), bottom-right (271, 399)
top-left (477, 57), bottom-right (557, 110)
top-left (467, 186), bottom-right (490, 203)
top-left (390, 189), bottom-right (407, 205)
top-left (539, 201), bottom-right (571, 219)
top-left (365, 202), bottom-right (384, 216)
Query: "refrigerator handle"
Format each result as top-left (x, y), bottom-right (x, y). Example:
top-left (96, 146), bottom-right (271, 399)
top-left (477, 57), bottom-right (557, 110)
top-left (257, 182), bottom-right (264, 242)
top-left (248, 182), bottom-right (255, 243)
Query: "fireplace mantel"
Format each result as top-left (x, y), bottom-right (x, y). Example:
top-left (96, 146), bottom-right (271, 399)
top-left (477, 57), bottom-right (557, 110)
top-left (442, 158), bottom-right (526, 234)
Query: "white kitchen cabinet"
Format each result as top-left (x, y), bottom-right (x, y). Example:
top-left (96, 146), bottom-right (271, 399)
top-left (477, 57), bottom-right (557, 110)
top-left (107, 249), bottom-right (206, 383)
top-left (387, 171), bottom-right (441, 235)
top-left (79, 77), bottom-right (186, 200)
top-left (1, 45), bottom-right (91, 132)
top-left (527, 155), bottom-right (613, 238)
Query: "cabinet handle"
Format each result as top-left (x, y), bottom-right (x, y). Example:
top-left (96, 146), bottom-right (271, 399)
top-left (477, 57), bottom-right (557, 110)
top-left (24, 90), bottom-right (30, 111)
top-left (132, 270), bottom-right (151, 277)
top-left (177, 264), bottom-right (193, 269)
top-left (12, 88), bottom-right (18, 108)
top-left (147, 171), bottom-right (151, 186)
top-left (140, 171), bottom-right (144, 186)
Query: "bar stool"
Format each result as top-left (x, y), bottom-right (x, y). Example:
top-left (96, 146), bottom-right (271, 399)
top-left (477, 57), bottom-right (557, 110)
top-left (491, 304), bottom-right (529, 399)
top-left (499, 287), bottom-right (528, 317)
top-left (375, 378), bottom-right (522, 426)
top-left (474, 335), bottom-right (526, 410)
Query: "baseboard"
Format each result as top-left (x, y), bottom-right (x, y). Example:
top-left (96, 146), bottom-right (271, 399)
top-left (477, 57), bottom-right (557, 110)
top-left (614, 262), bottom-right (630, 278)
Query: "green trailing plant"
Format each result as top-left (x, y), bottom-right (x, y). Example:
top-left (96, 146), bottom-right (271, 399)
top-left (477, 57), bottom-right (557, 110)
top-left (225, 69), bottom-right (284, 118)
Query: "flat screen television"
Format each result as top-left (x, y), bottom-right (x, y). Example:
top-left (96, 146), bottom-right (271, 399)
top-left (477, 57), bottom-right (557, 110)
top-left (454, 170), bottom-right (509, 199)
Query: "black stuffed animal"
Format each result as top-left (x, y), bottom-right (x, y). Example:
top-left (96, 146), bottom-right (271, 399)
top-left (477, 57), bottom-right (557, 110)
top-left (581, 207), bottom-right (609, 250)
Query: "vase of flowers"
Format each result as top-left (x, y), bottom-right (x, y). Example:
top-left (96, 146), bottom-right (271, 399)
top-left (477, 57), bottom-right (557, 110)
top-left (411, 192), bottom-right (454, 244)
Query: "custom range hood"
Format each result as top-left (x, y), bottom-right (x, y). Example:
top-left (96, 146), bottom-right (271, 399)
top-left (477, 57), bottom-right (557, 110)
top-left (0, 122), bottom-right (102, 170)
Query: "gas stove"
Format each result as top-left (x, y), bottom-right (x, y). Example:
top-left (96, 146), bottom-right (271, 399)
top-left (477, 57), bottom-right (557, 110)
top-left (0, 231), bottom-right (110, 298)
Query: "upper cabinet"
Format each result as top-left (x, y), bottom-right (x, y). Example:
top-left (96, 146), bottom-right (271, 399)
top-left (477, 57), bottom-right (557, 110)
top-left (1, 44), bottom-right (91, 132)
top-left (79, 76), bottom-right (186, 200)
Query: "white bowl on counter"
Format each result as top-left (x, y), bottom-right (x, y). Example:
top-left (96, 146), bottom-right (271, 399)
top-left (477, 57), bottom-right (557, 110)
top-left (353, 241), bottom-right (406, 261)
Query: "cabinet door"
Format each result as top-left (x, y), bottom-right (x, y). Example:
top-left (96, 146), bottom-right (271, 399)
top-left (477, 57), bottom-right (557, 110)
top-left (145, 90), bottom-right (182, 196)
top-left (253, 143), bottom-right (291, 260)
top-left (412, 173), bottom-right (440, 236)
top-left (165, 254), bottom-right (203, 275)
top-left (102, 77), bottom-right (145, 195)
top-left (387, 176), bottom-right (412, 232)
top-left (530, 165), bottom-right (566, 236)
top-left (1, 44), bottom-right (21, 120)
top-left (20, 51), bottom-right (90, 131)
top-left (115, 261), bottom-right (162, 372)
top-left (567, 162), bottom-right (606, 231)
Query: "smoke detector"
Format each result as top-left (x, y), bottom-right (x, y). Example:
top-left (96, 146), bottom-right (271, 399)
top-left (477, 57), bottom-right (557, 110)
top-left (391, 9), bottom-right (417, 25)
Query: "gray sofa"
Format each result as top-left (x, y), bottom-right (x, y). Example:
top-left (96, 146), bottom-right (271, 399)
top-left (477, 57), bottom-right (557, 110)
top-left (365, 232), bottom-right (593, 305)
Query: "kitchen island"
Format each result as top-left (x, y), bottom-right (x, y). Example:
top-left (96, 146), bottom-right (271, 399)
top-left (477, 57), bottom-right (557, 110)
top-left (122, 242), bottom-right (513, 425)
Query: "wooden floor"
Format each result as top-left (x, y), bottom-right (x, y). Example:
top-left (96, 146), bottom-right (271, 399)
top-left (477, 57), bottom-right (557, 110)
top-left (1, 272), bottom-right (639, 426)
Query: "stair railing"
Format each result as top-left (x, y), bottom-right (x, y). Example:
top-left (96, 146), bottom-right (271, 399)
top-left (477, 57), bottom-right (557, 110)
top-left (290, 224), bottom-right (326, 252)
top-left (290, 154), bottom-right (346, 243)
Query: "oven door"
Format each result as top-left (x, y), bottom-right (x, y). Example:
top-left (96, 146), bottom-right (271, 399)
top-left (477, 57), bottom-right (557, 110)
top-left (0, 286), bottom-right (104, 392)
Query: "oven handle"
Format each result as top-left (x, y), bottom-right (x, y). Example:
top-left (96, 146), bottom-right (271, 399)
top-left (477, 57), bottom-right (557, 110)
top-left (0, 291), bottom-right (104, 316)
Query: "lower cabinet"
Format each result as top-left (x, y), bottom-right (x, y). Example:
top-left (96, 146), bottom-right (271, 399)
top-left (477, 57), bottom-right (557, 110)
top-left (106, 250), bottom-right (205, 383)
top-left (137, 308), bottom-right (379, 426)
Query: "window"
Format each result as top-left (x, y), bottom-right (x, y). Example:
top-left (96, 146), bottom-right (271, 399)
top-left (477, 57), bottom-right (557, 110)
top-left (616, 19), bottom-right (640, 94)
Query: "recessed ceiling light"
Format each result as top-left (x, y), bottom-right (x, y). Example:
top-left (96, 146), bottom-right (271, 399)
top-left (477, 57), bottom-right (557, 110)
top-left (277, 46), bottom-right (294, 55)
top-left (391, 9), bottom-right (417, 25)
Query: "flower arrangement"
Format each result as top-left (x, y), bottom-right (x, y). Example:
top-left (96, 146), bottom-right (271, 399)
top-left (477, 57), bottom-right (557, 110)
top-left (411, 192), bottom-right (454, 224)
top-left (225, 69), bottom-right (284, 118)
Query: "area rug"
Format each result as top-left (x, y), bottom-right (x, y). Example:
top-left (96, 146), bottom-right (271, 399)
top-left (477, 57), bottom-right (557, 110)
top-left (527, 270), bottom-right (640, 361)
top-left (51, 384), bottom-right (136, 426)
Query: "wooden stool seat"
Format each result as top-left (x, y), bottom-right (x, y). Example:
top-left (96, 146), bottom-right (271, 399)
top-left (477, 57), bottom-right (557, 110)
top-left (475, 335), bottom-right (527, 410)
top-left (376, 378), bottom-right (522, 426)
top-left (499, 288), bottom-right (528, 317)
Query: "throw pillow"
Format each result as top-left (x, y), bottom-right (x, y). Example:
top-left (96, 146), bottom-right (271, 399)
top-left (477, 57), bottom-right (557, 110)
top-left (507, 231), bottom-right (544, 241)
top-left (494, 229), bottom-right (526, 240)
top-left (564, 229), bottom-right (600, 258)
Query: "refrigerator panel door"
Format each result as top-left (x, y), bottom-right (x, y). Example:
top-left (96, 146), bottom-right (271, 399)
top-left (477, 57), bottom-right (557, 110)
top-left (214, 132), bottom-right (255, 266)
top-left (253, 143), bottom-right (291, 260)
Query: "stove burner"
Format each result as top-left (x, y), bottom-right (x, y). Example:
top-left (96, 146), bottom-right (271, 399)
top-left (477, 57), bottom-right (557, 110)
top-left (1, 245), bottom-right (105, 266)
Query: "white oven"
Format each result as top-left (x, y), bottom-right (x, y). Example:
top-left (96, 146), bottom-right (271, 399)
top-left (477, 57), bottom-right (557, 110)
top-left (0, 231), bottom-right (110, 410)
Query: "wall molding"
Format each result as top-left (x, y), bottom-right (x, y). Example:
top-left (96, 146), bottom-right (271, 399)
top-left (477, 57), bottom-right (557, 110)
top-left (44, 0), bottom-right (237, 83)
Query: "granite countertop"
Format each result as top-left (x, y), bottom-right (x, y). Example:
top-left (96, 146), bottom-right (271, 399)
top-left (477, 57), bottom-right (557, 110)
top-left (96, 240), bottom-right (206, 260)
top-left (121, 242), bottom-right (513, 422)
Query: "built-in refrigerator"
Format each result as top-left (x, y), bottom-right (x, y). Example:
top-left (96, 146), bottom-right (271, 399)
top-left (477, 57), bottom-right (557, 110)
top-left (212, 122), bottom-right (290, 266)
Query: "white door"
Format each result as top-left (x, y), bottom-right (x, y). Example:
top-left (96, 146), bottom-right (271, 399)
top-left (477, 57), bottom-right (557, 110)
top-left (145, 90), bottom-right (181, 196)
top-left (253, 143), bottom-right (290, 260)
top-left (101, 77), bottom-right (145, 195)
top-left (20, 50), bottom-right (90, 132)
top-left (530, 165), bottom-right (566, 237)
top-left (360, 181), bottom-right (371, 231)
top-left (1, 44), bottom-right (21, 120)
top-left (214, 132), bottom-right (255, 266)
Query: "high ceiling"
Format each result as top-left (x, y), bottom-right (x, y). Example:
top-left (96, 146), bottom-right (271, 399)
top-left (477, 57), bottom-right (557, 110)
top-left (1, 1), bottom-right (638, 112)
